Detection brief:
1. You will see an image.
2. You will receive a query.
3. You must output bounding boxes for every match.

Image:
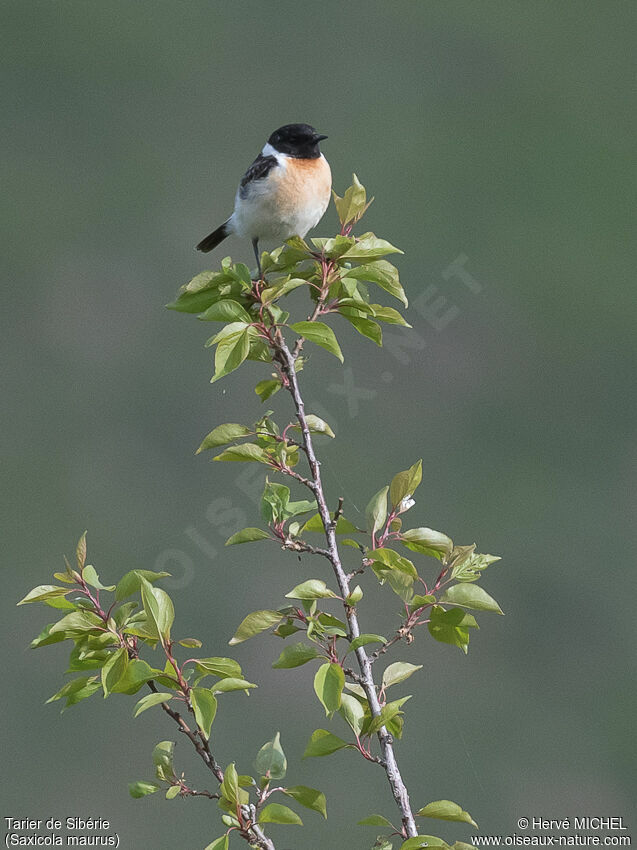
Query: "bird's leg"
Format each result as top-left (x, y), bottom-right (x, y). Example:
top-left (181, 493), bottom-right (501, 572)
top-left (252, 238), bottom-right (262, 279)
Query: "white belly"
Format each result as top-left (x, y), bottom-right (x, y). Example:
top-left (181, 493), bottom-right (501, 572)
top-left (230, 154), bottom-right (331, 242)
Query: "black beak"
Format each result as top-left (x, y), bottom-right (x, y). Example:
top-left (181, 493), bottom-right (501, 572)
top-left (313, 134), bottom-right (328, 143)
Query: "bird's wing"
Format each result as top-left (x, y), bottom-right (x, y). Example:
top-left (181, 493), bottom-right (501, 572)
top-left (238, 154), bottom-right (279, 199)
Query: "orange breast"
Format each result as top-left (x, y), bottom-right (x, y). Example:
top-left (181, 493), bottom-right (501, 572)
top-left (275, 155), bottom-right (332, 215)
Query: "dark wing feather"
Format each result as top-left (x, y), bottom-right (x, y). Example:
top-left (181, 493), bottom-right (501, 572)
top-left (239, 154), bottom-right (278, 199)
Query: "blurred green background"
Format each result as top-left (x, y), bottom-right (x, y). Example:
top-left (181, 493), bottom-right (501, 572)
top-left (2, 1), bottom-right (635, 846)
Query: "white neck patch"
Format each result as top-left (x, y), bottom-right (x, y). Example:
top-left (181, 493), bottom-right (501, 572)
top-left (262, 142), bottom-right (286, 162)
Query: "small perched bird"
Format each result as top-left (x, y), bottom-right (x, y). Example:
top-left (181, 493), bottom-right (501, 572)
top-left (196, 123), bottom-right (331, 275)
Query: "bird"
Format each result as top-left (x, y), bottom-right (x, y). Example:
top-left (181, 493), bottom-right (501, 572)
top-left (196, 123), bottom-right (331, 277)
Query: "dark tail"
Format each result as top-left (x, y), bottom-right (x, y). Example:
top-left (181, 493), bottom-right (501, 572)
top-left (196, 220), bottom-right (230, 253)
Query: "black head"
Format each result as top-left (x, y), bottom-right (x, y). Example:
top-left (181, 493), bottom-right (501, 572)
top-left (267, 123), bottom-right (328, 159)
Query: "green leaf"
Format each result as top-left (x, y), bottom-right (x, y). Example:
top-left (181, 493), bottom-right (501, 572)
top-left (179, 637), bottom-right (202, 648)
top-left (301, 513), bottom-right (359, 534)
top-left (389, 460), bottom-right (423, 509)
top-left (255, 731), bottom-right (287, 780)
top-left (190, 687), bottom-right (218, 737)
top-left (313, 662), bottom-right (345, 715)
top-left (346, 585), bottom-right (363, 604)
top-left (211, 327), bottom-right (251, 383)
top-left (111, 659), bottom-right (162, 695)
top-left (272, 643), bottom-right (323, 669)
top-left (341, 234), bottom-right (403, 261)
top-left (289, 321), bottom-right (344, 362)
top-left (225, 527), bottom-right (271, 546)
top-left (165, 785), bottom-right (181, 800)
top-left (101, 648), bottom-right (129, 696)
top-left (229, 610), bottom-right (283, 645)
top-left (17, 585), bottom-right (72, 605)
top-left (283, 786), bottom-right (327, 819)
top-left (332, 174), bottom-right (371, 225)
top-left (285, 579), bottom-right (338, 600)
top-left (258, 804), bottom-right (303, 826)
top-left (382, 662), bottom-right (423, 690)
top-left (204, 836), bottom-right (229, 850)
top-left (199, 299), bottom-right (251, 323)
top-left (427, 606), bottom-right (477, 653)
top-left (303, 728), bottom-right (352, 758)
top-left (194, 657), bottom-right (243, 679)
top-left (358, 815), bottom-right (395, 827)
top-left (255, 378), bottom-right (282, 402)
top-left (366, 486), bottom-right (389, 537)
top-left (294, 413), bottom-right (335, 438)
top-left (46, 676), bottom-right (97, 704)
top-left (133, 692), bottom-right (172, 717)
top-left (211, 677), bottom-right (257, 693)
top-left (417, 800), bottom-right (478, 829)
top-left (115, 569), bottom-right (170, 601)
top-left (213, 443), bottom-right (271, 464)
top-left (439, 584), bottom-right (503, 614)
top-left (339, 310), bottom-right (383, 346)
top-left (367, 696), bottom-right (411, 735)
top-left (220, 762), bottom-right (248, 806)
top-left (370, 305), bottom-right (411, 326)
top-left (76, 532), bottom-right (87, 570)
top-left (401, 528), bottom-right (453, 560)
top-left (197, 423), bottom-right (252, 453)
top-left (348, 634), bottom-right (387, 653)
top-left (340, 692), bottom-right (365, 734)
top-left (81, 565), bottom-right (116, 591)
top-left (153, 740), bottom-right (175, 772)
top-left (342, 259), bottom-right (408, 307)
top-left (129, 781), bottom-right (160, 799)
top-left (261, 277), bottom-right (308, 303)
top-left (140, 577), bottom-right (175, 643)
top-left (401, 837), bottom-right (450, 850)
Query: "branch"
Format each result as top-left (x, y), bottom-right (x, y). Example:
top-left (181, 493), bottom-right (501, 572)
top-left (273, 331), bottom-right (418, 840)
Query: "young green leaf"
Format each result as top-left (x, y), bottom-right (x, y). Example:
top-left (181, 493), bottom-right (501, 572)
top-left (272, 643), bottom-right (323, 669)
top-left (128, 781), bottom-right (160, 799)
top-left (313, 662), bottom-right (345, 715)
top-left (114, 569), bottom-right (170, 601)
top-left (366, 486), bottom-right (389, 537)
top-left (101, 648), bottom-right (129, 697)
top-left (133, 692), bottom-right (173, 717)
top-left (292, 413), bottom-right (335, 438)
top-left (341, 259), bottom-right (408, 307)
top-left (358, 815), bottom-right (395, 827)
top-left (225, 527), bottom-right (271, 546)
top-left (381, 662), bottom-right (423, 690)
top-left (213, 443), bottom-right (271, 464)
top-left (302, 729), bottom-right (353, 758)
top-left (198, 299), bottom-right (252, 323)
top-left (285, 579), bottom-right (338, 600)
top-left (348, 634), bottom-right (387, 654)
top-left (204, 836), bottom-right (229, 850)
top-left (439, 584), bottom-right (503, 614)
top-left (255, 731), bottom-right (287, 780)
top-left (340, 692), bottom-right (365, 734)
top-left (401, 837), bottom-right (450, 850)
top-left (194, 657), bottom-right (243, 679)
top-left (400, 528), bottom-right (453, 560)
top-left (289, 321), bottom-right (344, 362)
top-left (389, 460), bottom-right (422, 509)
top-left (255, 378), bottom-right (282, 402)
top-left (190, 687), bottom-right (218, 737)
top-left (417, 800), bottom-right (478, 829)
top-left (81, 565), bottom-right (116, 592)
top-left (165, 785), bottom-right (181, 800)
top-left (211, 677), bottom-right (257, 694)
top-left (140, 577), bottom-right (175, 644)
top-left (258, 804), bottom-right (303, 826)
top-left (196, 423), bottom-right (252, 453)
top-left (427, 606), bottom-right (478, 653)
top-left (332, 174), bottom-right (372, 226)
top-left (229, 610), bottom-right (283, 645)
top-left (17, 585), bottom-right (72, 606)
top-left (283, 785), bottom-right (327, 819)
